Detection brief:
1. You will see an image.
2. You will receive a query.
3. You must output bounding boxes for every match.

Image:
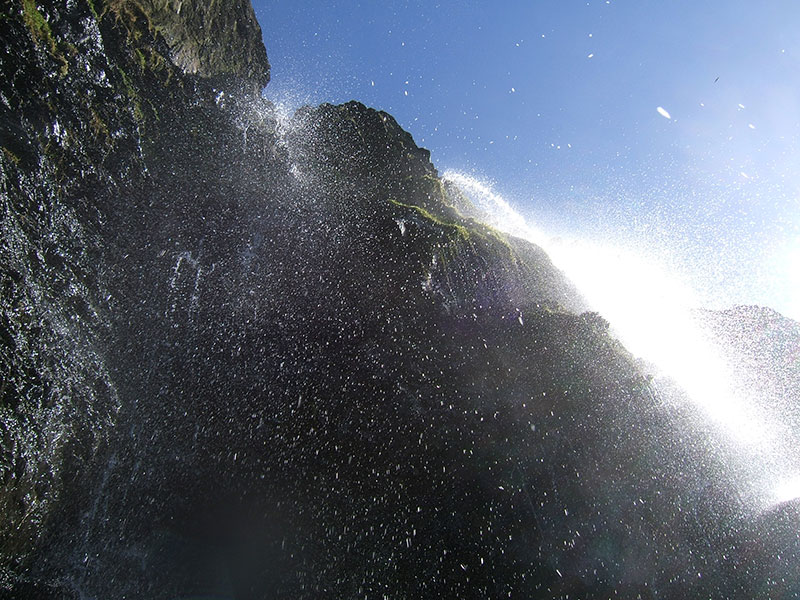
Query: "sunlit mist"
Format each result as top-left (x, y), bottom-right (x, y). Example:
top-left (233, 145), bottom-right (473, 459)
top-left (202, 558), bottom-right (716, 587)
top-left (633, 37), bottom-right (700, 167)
top-left (443, 170), bottom-right (799, 507)
top-left (773, 476), bottom-right (800, 504)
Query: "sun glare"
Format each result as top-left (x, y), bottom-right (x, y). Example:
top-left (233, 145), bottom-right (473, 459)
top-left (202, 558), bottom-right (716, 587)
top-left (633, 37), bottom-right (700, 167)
top-left (773, 475), bottom-right (800, 504)
top-left (541, 238), bottom-right (770, 445)
top-left (443, 171), bottom-right (797, 507)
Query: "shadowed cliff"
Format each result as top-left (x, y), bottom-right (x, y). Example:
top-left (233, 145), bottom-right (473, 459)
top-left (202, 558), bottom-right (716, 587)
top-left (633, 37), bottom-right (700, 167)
top-left (1, 1), bottom-right (798, 599)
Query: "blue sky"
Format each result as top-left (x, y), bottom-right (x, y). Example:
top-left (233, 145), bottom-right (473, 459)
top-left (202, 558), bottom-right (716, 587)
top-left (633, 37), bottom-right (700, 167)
top-left (253, 0), bottom-right (800, 319)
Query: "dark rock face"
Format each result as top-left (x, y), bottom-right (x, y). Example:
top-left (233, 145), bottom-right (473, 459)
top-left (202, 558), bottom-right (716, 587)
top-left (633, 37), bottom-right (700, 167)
top-left (0, 0), bottom-right (272, 588)
top-left (1, 1), bottom-right (797, 599)
top-left (112, 0), bottom-right (271, 89)
top-left (1, 0), bottom-right (137, 579)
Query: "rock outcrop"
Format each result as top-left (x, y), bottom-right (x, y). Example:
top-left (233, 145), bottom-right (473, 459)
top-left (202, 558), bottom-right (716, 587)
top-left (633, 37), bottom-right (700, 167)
top-left (1, 0), bottom-right (273, 588)
top-left (110, 0), bottom-right (270, 89)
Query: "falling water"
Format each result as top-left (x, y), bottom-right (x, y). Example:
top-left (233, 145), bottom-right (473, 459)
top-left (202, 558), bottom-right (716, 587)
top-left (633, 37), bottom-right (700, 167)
top-left (443, 170), bottom-right (800, 509)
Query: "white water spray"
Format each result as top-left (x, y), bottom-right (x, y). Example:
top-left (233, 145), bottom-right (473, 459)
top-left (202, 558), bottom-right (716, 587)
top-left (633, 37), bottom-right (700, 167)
top-left (443, 170), bottom-right (800, 507)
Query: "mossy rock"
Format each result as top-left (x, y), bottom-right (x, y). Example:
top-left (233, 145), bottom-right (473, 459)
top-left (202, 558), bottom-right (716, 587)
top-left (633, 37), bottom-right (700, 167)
top-left (103, 0), bottom-right (270, 90)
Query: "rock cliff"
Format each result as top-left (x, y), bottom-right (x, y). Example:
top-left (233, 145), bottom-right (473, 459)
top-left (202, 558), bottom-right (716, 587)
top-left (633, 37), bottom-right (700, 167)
top-left (1, 1), bottom-right (797, 598)
top-left (111, 0), bottom-right (270, 89)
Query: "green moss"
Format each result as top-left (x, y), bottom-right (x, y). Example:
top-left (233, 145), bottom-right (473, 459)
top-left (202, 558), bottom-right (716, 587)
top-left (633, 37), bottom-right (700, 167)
top-left (117, 66), bottom-right (137, 100)
top-left (89, 108), bottom-right (109, 139)
top-left (2, 147), bottom-right (21, 165)
top-left (22, 0), bottom-right (69, 75)
top-left (117, 66), bottom-right (133, 94)
top-left (132, 47), bottom-right (146, 69)
top-left (389, 189), bottom-right (516, 263)
top-left (117, 60), bottom-right (161, 122)
top-left (148, 47), bottom-right (167, 71)
top-left (108, 0), bottom-right (156, 44)
top-left (392, 181), bottom-right (520, 267)
top-left (85, 0), bottom-right (98, 20)
top-left (131, 45), bottom-right (168, 79)
top-left (22, 0), bottom-right (55, 52)
top-left (146, 99), bottom-right (160, 121)
top-left (116, 66), bottom-right (146, 124)
top-left (389, 198), bottom-right (471, 241)
top-left (132, 102), bottom-right (145, 123)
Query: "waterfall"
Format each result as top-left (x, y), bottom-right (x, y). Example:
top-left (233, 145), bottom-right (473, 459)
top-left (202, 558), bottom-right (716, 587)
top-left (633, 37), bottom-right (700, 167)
top-left (443, 170), bottom-right (800, 508)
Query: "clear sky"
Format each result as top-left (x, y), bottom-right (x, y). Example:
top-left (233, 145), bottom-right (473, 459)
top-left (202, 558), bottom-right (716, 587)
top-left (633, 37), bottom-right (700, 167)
top-left (253, 0), bottom-right (800, 320)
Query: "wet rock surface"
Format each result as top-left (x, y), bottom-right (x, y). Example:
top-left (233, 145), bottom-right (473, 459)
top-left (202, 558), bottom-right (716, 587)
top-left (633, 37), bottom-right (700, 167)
top-left (1, 1), bottom-right (798, 598)
top-left (113, 0), bottom-right (270, 89)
